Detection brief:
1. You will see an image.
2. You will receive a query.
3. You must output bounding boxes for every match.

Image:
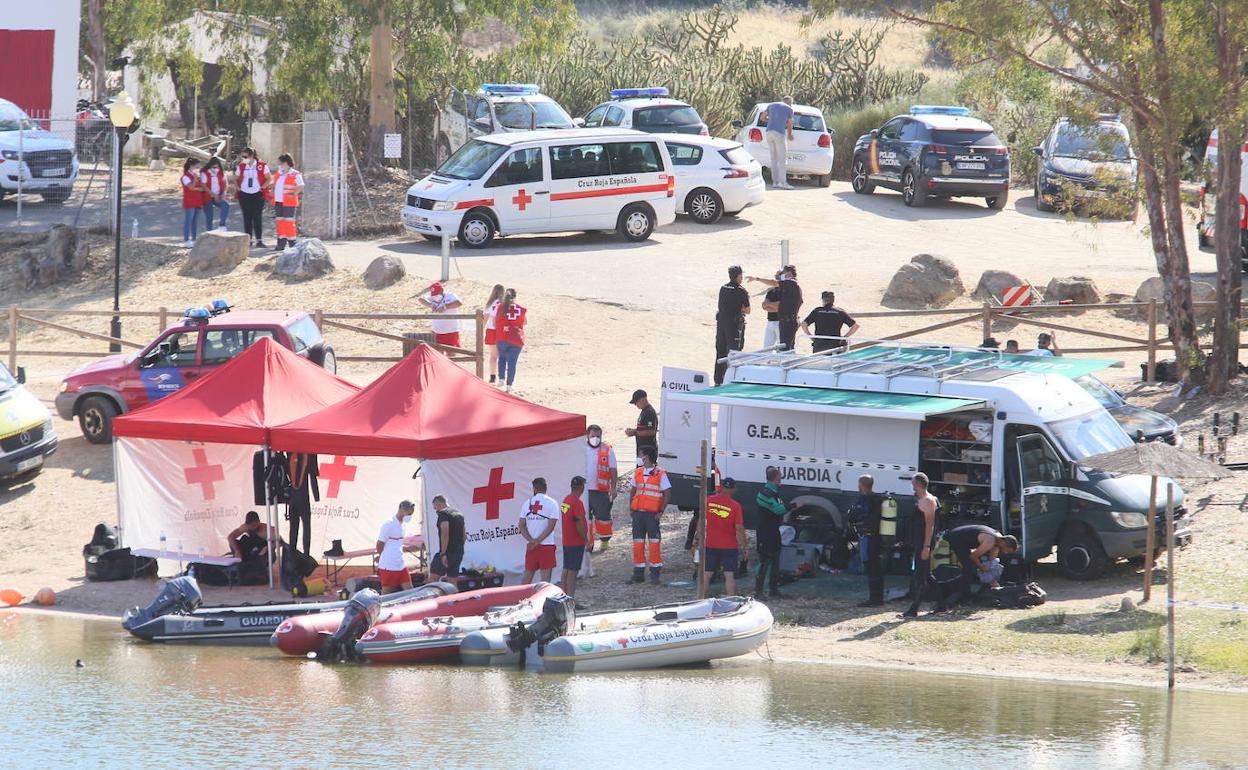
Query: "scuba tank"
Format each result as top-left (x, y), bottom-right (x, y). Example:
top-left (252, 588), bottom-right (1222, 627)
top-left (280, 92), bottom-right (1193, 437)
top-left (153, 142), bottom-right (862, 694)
top-left (879, 493), bottom-right (898, 538)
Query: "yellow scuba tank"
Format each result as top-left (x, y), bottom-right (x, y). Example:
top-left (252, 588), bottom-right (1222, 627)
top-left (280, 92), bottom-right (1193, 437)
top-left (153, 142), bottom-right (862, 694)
top-left (879, 493), bottom-right (898, 538)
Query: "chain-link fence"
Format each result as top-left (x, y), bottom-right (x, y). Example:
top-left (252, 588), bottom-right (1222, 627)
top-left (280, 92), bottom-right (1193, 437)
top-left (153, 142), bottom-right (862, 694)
top-left (0, 109), bottom-right (118, 231)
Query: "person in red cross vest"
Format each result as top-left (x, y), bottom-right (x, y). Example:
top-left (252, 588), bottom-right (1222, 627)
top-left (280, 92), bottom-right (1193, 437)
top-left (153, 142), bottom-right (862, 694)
top-left (584, 424), bottom-right (618, 548)
top-left (234, 147), bottom-right (270, 248)
top-left (271, 153), bottom-right (305, 251)
top-left (628, 447), bottom-right (671, 585)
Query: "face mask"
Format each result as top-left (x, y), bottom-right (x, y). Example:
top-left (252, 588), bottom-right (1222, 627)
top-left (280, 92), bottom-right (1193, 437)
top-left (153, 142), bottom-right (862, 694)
top-left (588, 436), bottom-right (601, 447)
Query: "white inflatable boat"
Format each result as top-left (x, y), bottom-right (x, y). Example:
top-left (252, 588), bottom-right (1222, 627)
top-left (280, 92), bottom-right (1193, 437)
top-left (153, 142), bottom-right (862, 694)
top-left (460, 596), bottom-right (772, 673)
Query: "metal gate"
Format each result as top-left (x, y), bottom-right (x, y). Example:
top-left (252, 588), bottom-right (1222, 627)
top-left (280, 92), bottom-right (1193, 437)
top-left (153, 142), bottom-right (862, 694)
top-left (299, 111), bottom-right (347, 238)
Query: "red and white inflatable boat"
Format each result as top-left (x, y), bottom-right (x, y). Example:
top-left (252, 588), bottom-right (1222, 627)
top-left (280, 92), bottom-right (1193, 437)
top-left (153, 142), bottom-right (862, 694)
top-left (355, 582), bottom-right (565, 664)
top-left (270, 582), bottom-right (552, 656)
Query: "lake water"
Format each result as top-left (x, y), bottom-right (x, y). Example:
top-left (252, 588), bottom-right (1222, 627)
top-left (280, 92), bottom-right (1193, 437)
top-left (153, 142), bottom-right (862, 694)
top-left (1, 611), bottom-right (1245, 770)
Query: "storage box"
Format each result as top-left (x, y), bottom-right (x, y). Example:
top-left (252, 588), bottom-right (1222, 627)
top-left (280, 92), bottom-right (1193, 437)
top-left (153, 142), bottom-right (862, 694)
top-left (943, 472), bottom-right (969, 484)
top-left (960, 448), bottom-right (990, 464)
top-left (779, 543), bottom-right (822, 573)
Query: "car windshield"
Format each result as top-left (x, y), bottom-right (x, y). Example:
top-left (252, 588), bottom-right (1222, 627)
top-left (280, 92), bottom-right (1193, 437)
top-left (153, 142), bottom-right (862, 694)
top-left (793, 113), bottom-right (825, 131)
top-left (495, 101), bottom-right (574, 130)
top-left (0, 363), bottom-right (16, 391)
top-left (287, 315), bottom-right (323, 354)
top-left (931, 129), bottom-right (1002, 146)
top-left (1054, 125), bottom-right (1131, 160)
top-left (634, 106), bottom-right (702, 128)
top-left (436, 140), bottom-right (509, 180)
top-left (1074, 375), bottom-right (1124, 408)
top-left (0, 105), bottom-right (36, 132)
top-left (1048, 409), bottom-right (1134, 460)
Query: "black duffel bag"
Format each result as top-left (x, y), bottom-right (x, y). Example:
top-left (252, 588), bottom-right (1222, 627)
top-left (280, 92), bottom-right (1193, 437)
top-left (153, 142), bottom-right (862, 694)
top-left (84, 546), bottom-right (157, 582)
top-left (279, 544), bottom-right (320, 591)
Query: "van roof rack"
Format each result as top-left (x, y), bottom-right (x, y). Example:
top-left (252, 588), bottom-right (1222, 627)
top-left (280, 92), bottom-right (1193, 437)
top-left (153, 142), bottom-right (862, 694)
top-left (770, 339), bottom-right (1011, 382)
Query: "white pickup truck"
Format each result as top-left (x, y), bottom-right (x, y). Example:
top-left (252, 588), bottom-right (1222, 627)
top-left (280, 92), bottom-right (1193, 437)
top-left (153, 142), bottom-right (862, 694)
top-left (0, 98), bottom-right (79, 203)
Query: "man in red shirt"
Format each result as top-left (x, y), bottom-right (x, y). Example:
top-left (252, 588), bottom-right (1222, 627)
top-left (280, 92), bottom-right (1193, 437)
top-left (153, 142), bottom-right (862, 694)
top-left (701, 478), bottom-right (747, 597)
top-left (560, 476), bottom-right (590, 597)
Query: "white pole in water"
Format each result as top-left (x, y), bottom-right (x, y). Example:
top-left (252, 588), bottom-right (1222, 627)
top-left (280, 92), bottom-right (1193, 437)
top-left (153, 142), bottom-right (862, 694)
top-left (1166, 483), bottom-right (1176, 689)
top-left (440, 233), bottom-right (451, 282)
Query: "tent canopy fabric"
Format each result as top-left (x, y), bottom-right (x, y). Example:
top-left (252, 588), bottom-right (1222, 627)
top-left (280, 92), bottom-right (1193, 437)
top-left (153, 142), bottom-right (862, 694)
top-left (112, 337), bottom-right (360, 444)
top-left (269, 344), bottom-right (585, 459)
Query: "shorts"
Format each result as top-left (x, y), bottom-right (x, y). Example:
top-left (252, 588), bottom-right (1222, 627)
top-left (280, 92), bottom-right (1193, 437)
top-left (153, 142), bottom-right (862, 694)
top-left (704, 547), bottom-right (739, 573)
top-left (430, 551), bottom-right (463, 578)
top-left (587, 490), bottom-right (613, 521)
top-left (378, 568), bottom-right (412, 588)
top-left (484, 327), bottom-right (497, 345)
top-left (435, 331), bottom-right (461, 347)
top-left (562, 545), bottom-right (586, 571)
top-left (525, 544), bottom-right (557, 572)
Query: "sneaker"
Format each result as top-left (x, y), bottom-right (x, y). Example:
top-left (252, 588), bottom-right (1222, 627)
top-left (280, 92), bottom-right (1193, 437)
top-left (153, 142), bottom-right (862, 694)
top-left (900, 608), bottom-right (918, 618)
top-left (505, 385), bottom-right (513, 393)
top-left (626, 574), bottom-right (645, 585)
top-left (216, 225), bottom-right (227, 231)
top-left (183, 239), bottom-right (195, 248)
top-left (255, 240), bottom-right (267, 248)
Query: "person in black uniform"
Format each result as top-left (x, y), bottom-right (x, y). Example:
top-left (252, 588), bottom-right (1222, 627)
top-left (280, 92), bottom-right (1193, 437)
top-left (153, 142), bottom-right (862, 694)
top-left (429, 494), bottom-right (467, 580)
top-left (801, 291), bottom-right (860, 353)
top-left (714, 265), bottom-right (751, 385)
top-left (944, 524), bottom-right (1018, 604)
top-left (626, 389), bottom-right (658, 466)
top-left (848, 474), bottom-right (884, 606)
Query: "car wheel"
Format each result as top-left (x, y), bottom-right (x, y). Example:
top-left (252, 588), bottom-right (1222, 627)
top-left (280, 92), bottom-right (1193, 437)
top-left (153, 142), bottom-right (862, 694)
top-left (816, 173), bottom-right (832, 188)
top-left (987, 190), bottom-right (1009, 210)
top-left (435, 136), bottom-right (452, 167)
top-left (41, 190), bottom-right (71, 204)
top-left (457, 211), bottom-right (496, 249)
top-left (1034, 179), bottom-right (1054, 212)
top-left (617, 203), bottom-right (655, 242)
top-left (902, 169), bottom-right (925, 207)
top-left (321, 347), bottom-right (337, 375)
top-left (851, 159), bottom-right (874, 194)
top-left (78, 396), bottom-right (118, 445)
top-left (686, 188), bottom-right (723, 224)
top-left (1057, 528), bottom-right (1108, 581)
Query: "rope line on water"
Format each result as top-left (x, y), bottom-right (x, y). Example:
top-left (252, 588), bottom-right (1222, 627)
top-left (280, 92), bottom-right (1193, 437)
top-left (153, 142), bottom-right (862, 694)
top-left (1167, 599), bottom-right (1248, 613)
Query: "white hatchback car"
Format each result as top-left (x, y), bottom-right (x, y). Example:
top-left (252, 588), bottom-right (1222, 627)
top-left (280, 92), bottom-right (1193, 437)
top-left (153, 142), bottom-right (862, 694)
top-left (657, 134), bottom-right (764, 224)
top-left (733, 103), bottom-right (834, 187)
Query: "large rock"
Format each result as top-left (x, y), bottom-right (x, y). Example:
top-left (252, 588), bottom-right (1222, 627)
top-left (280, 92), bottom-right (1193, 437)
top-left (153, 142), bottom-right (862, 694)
top-left (186, 231), bottom-right (249, 272)
top-left (273, 238), bottom-right (334, 281)
top-left (363, 255), bottom-right (405, 290)
top-left (1134, 276), bottom-right (1217, 323)
top-left (1044, 275), bottom-right (1101, 306)
top-left (972, 269), bottom-right (1028, 302)
top-left (883, 254), bottom-right (964, 308)
top-left (17, 224), bottom-right (89, 288)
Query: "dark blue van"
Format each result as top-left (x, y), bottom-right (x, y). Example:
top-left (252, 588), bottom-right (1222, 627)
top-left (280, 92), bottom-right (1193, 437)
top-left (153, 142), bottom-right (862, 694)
top-left (851, 105), bottom-right (1011, 209)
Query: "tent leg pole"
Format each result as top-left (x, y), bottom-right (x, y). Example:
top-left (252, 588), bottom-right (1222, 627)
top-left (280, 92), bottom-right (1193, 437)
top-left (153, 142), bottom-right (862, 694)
top-left (265, 446), bottom-right (274, 590)
top-left (113, 443), bottom-right (124, 547)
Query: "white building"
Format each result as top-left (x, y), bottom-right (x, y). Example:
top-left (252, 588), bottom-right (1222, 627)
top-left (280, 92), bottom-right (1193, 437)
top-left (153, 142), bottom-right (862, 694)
top-left (0, 0), bottom-right (82, 119)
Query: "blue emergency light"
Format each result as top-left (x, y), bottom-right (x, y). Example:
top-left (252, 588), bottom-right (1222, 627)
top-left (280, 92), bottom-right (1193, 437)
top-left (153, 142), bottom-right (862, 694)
top-left (479, 83), bottom-right (540, 96)
top-left (610, 87), bottom-right (670, 99)
top-left (183, 307), bottom-right (211, 322)
top-left (209, 298), bottom-right (232, 316)
top-left (910, 105), bottom-right (971, 116)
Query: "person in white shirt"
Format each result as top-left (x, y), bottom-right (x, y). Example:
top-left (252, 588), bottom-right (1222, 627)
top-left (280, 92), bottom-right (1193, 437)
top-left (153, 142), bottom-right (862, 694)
top-left (374, 500), bottom-right (415, 594)
top-left (519, 477), bottom-right (560, 583)
top-left (483, 284), bottom-right (505, 384)
top-left (419, 282), bottom-right (464, 348)
top-left (1024, 331), bottom-right (1061, 357)
top-left (234, 147), bottom-right (269, 248)
top-left (200, 156), bottom-right (231, 231)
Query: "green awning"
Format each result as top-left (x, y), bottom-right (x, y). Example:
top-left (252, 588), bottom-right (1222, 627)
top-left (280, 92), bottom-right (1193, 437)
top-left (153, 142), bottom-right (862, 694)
top-left (668, 382), bottom-right (984, 421)
top-left (841, 346), bottom-right (1120, 379)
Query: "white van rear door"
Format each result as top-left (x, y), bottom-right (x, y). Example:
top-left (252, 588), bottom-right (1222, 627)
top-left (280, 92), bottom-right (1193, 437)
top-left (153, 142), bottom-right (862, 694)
top-left (659, 367), bottom-right (711, 476)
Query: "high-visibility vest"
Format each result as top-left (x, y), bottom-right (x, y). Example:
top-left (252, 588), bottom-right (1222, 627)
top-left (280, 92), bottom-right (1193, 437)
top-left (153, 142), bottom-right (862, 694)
top-left (593, 444), bottom-right (614, 492)
top-left (631, 466), bottom-right (667, 513)
top-left (274, 169), bottom-right (302, 207)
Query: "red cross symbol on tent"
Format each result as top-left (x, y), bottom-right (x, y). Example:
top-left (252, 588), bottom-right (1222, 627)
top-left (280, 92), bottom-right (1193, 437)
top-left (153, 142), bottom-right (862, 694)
top-left (512, 189), bottom-right (533, 211)
top-left (320, 455), bottom-right (358, 498)
top-left (183, 447), bottom-right (224, 501)
top-left (473, 466), bottom-right (516, 520)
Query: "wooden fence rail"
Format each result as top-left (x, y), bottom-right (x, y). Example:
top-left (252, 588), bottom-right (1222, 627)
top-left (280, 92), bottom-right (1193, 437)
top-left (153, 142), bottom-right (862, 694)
top-left (6, 305), bottom-right (487, 379)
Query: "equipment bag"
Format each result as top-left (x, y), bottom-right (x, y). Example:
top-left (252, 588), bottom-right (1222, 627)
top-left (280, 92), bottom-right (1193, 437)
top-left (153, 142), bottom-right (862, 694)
top-left (189, 563), bottom-right (234, 586)
top-left (983, 582), bottom-right (1047, 609)
top-left (84, 546), bottom-right (157, 582)
top-left (88, 522), bottom-right (119, 551)
top-left (279, 545), bottom-right (320, 591)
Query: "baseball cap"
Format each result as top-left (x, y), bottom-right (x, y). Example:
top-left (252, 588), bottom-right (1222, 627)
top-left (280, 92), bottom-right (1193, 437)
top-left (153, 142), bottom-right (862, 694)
top-left (720, 477), bottom-right (736, 488)
top-left (629, 389), bottom-right (647, 404)
top-left (430, 282), bottom-right (444, 295)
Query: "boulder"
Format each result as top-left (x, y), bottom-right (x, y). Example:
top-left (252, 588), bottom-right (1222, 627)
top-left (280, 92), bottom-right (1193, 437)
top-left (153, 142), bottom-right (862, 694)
top-left (362, 255), bottom-right (405, 290)
top-left (1044, 275), bottom-right (1101, 305)
top-left (273, 238), bottom-right (334, 281)
top-left (972, 269), bottom-right (1028, 302)
top-left (1134, 277), bottom-right (1217, 323)
top-left (186, 231), bottom-right (249, 272)
top-left (883, 254), bottom-right (964, 308)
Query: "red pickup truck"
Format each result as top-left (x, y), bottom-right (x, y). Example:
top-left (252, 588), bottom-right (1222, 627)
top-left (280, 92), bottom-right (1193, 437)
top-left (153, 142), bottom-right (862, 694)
top-left (56, 306), bottom-right (336, 443)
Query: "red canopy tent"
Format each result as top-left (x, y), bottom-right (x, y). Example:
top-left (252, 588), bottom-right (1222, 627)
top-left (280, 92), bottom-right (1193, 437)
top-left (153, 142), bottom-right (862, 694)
top-left (268, 343), bottom-right (584, 458)
top-left (113, 337), bottom-right (360, 444)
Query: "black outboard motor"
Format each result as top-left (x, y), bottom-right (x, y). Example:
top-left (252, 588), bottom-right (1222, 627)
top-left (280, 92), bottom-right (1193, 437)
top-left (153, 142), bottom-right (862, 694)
top-left (122, 575), bottom-right (203, 630)
top-left (317, 588), bottom-right (382, 662)
top-left (505, 594), bottom-right (576, 663)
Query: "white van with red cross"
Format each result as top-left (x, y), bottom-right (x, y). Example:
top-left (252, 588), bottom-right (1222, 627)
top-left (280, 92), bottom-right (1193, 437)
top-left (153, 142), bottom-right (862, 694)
top-left (1197, 129), bottom-right (1248, 268)
top-left (402, 128), bottom-right (677, 248)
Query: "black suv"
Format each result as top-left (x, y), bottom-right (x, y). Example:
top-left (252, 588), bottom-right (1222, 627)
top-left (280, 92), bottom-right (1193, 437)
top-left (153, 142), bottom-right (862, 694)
top-left (851, 106), bottom-right (1011, 209)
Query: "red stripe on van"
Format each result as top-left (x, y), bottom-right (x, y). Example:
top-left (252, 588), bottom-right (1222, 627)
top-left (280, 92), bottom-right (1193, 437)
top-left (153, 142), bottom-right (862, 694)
top-left (550, 182), bottom-right (670, 202)
top-left (455, 198), bottom-right (495, 209)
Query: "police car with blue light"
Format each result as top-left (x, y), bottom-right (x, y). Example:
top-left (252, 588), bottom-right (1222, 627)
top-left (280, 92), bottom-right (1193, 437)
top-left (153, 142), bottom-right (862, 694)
top-left (433, 84), bottom-right (577, 165)
top-left (851, 106), bottom-right (1011, 210)
top-left (580, 88), bottom-right (709, 136)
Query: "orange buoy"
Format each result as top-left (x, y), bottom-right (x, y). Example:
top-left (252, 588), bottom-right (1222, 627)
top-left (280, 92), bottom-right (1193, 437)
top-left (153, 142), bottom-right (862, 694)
top-left (34, 587), bottom-right (56, 606)
top-left (0, 589), bottom-right (23, 607)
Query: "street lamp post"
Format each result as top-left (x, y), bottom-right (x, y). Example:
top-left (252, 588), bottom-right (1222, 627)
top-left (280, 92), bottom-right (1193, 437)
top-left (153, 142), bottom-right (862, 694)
top-left (107, 92), bottom-right (136, 353)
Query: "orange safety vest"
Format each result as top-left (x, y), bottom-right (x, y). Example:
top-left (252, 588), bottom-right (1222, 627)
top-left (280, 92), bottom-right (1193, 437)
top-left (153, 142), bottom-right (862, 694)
top-left (593, 444), bottom-right (614, 492)
top-left (631, 466), bottom-right (667, 513)
top-left (274, 169), bottom-right (302, 207)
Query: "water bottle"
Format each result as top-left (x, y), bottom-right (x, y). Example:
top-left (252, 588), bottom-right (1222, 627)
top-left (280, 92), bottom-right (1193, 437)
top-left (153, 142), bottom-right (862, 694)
top-left (131, 218), bottom-right (139, 238)
top-left (159, 532), bottom-right (167, 557)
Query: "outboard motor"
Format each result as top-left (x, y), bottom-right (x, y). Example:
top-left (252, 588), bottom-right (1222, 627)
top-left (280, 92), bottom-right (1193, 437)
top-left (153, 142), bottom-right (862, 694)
top-left (505, 594), bottom-right (577, 664)
top-left (317, 588), bottom-right (382, 662)
top-left (122, 575), bottom-right (203, 630)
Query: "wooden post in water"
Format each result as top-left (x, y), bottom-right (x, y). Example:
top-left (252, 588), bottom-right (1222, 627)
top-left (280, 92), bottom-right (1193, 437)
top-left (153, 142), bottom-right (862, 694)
top-left (1166, 483), bottom-right (1177, 689)
top-left (1142, 475), bottom-right (1157, 603)
top-left (696, 440), bottom-right (709, 599)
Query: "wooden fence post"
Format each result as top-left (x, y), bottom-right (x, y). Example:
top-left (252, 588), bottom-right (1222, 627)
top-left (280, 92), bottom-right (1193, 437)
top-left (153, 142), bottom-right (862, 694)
top-left (7, 306), bottom-right (17, 373)
top-left (157, 306), bottom-right (168, 334)
top-left (475, 309), bottom-right (485, 380)
top-left (981, 302), bottom-right (992, 342)
top-left (313, 309), bottom-right (323, 331)
top-left (1145, 300), bottom-right (1158, 382)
